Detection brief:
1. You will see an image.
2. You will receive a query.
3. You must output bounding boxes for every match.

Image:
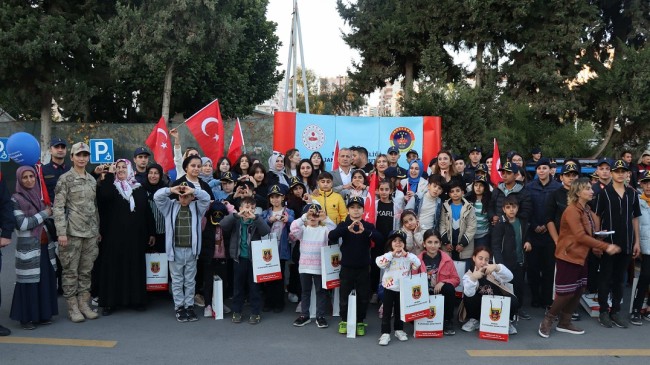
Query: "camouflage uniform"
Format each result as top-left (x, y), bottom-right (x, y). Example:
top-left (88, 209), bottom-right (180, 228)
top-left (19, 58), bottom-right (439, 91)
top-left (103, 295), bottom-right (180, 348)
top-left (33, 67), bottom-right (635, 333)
top-left (53, 169), bottom-right (99, 299)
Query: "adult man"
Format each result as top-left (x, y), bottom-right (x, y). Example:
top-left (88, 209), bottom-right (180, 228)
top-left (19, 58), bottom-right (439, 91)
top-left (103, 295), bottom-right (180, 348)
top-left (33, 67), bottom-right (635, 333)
top-left (133, 147), bottom-right (151, 184)
top-left (638, 150), bottom-right (650, 175)
top-left (42, 137), bottom-right (71, 202)
top-left (386, 146), bottom-right (401, 168)
top-left (351, 146), bottom-right (374, 174)
top-left (463, 146), bottom-right (482, 186)
top-left (620, 150), bottom-right (638, 188)
top-left (0, 174), bottom-right (16, 335)
top-left (331, 148), bottom-right (353, 193)
top-left (53, 142), bottom-right (100, 323)
top-left (589, 157), bottom-right (612, 210)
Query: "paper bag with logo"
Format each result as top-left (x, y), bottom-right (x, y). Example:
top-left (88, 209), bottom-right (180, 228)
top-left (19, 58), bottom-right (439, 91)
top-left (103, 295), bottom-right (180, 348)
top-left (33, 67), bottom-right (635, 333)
top-left (399, 272), bottom-right (430, 322)
top-left (479, 295), bottom-right (511, 342)
top-left (212, 275), bottom-right (224, 320)
top-left (453, 260), bottom-right (465, 298)
top-left (413, 294), bottom-right (445, 338)
top-left (251, 237), bottom-right (282, 283)
top-left (347, 290), bottom-right (357, 339)
top-left (145, 253), bottom-right (168, 291)
top-left (321, 244), bottom-right (342, 289)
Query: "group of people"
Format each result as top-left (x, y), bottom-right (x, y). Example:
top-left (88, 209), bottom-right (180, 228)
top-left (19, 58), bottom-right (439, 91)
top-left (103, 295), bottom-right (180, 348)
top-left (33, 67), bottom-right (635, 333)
top-left (0, 133), bottom-right (648, 347)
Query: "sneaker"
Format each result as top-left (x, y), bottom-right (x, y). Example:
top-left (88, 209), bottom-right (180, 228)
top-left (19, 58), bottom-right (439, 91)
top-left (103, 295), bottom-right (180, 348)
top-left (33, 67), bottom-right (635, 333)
top-left (609, 313), bottom-right (628, 328)
top-left (186, 307), bottom-right (199, 322)
top-left (378, 333), bottom-right (391, 346)
top-left (0, 324), bottom-right (11, 336)
top-left (175, 307), bottom-right (188, 323)
top-left (204, 305), bottom-right (213, 318)
top-left (370, 293), bottom-right (379, 304)
top-left (443, 320), bottom-right (456, 336)
top-left (293, 315), bottom-right (311, 327)
top-left (518, 309), bottom-right (531, 320)
top-left (316, 317), bottom-right (329, 328)
top-left (356, 322), bottom-right (367, 336)
top-left (643, 312), bottom-right (650, 322)
top-left (508, 324), bottom-right (517, 335)
top-left (223, 304), bottom-right (232, 314)
top-left (598, 312), bottom-right (612, 328)
top-left (21, 322), bottom-right (36, 330)
top-left (232, 312), bottom-right (242, 323)
top-left (572, 311), bottom-right (581, 321)
top-left (288, 293), bottom-right (299, 303)
top-left (248, 314), bottom-right (261, 325)
top-left (462, 318), bottom-right (480, 332)
top-left (394, 330), bottom-right (408, 341)
top-left (194, 294), bottom-right (205, 307)
top-left (338, 321), bottom-right (347, 334)
top-left (630, 312), bottom-right (643, 326)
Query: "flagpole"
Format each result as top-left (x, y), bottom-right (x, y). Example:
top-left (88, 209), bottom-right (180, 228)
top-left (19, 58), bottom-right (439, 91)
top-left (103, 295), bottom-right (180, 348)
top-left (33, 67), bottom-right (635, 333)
top-left (174, 97), bottom-right (220, 128)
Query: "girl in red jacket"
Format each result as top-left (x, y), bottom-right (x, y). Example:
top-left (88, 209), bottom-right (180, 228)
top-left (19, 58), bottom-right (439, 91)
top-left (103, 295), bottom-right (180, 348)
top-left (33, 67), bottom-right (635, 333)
top-left (417, 229), bottom-right (460, 335)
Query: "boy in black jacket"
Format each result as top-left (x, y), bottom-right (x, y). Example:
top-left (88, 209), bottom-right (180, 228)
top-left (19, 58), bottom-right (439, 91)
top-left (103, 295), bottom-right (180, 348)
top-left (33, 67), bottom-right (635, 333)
top-left (328, 196), bottom-right (383, 337)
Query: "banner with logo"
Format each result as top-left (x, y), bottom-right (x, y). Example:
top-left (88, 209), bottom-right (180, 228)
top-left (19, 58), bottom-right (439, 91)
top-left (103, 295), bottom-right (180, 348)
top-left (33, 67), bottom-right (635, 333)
top-left (321, 244), bottom-right (342, 289)
top-left (399, 272), bottom-right (431, 322)
top-left (273, 112), bottom-right (442, 170)
top-left (414, 295), bottom-right (445, 338)
top-left (212, 275), bottom-right (224, 320)
top-left (479, 295), bottom-right (511, 342)
top-left (145, 253), bottom-right (168, 291)
top-left (251, 238), bottom-right (282, 283)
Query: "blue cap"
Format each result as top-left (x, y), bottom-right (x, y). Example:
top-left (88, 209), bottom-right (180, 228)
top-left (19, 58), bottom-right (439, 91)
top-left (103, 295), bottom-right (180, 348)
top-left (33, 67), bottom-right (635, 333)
top-left (498, 162), bottom-right (519, 174)
top-left (387, 146), bottom-right (399, 154)
top-left (639, 170), bottom-right (650, 182)
top-left (133, 147), bottom-right (151, 157)
top-left (469, 146), bottom-right (482, 154)
top-left (612, 159), bottom-right (629, 171)
top-left (597, 157), bottom-right (612, 167)
top-left (535, 157), bottom-right (551, 168)
top-left (267, 184), bottom-right (285, 196)
top-left (50, 137), bottom-right (67, 147)
top-left (347, 196), bottom-right (365, 208)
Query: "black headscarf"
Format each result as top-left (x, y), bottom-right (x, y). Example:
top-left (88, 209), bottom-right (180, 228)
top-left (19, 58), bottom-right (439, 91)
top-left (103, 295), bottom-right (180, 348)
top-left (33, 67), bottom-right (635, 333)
top-left (142, 163), bottom-right (168, 198)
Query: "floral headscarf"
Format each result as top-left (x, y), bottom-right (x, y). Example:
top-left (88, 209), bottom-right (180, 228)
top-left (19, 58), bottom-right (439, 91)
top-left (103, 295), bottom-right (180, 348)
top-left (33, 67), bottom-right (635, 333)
top-left (114, 158), bottom-right (141, 212)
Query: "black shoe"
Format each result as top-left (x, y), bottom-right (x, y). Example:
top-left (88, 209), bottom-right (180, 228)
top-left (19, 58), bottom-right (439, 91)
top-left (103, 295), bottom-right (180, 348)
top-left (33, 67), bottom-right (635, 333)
top-left (609, 313), bottom-right (628, 328)
top-left (571, 311), bottom-right (581, 321)
top-left (186, 307), bottom-right (199, 322)
top-left (39, 319), bottom-right (53, 325)
top-left (21, 322), bottom-right (36, 330)
top-left (443, 320), bottom-right (456, 336)
top-left (518, 310), bottom-right (531, 320)
top-left (293, 315), bottom-right (311, 327)
top-left (102, 307), bottom-right (113, 316)
top-left (176, 307), bottom-right (188, 322)
top-left (630, 312), bottom-right (643, 326)
top-left (0, 324), bottom-right (11, 336)
top-left (316, 317), bottom-right (328, 328)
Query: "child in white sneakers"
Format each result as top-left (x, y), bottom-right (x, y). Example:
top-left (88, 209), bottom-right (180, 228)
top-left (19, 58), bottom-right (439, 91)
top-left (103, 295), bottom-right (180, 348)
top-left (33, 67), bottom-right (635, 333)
top-left (375, 230), bottom-right (421, 345)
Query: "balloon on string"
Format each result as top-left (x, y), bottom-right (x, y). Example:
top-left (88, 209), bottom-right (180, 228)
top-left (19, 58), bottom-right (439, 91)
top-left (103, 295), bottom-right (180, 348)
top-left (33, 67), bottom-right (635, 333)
top-left (167, 169), bottom-right (177, 183)
top-left (7, 132), bottom-right (41, 166)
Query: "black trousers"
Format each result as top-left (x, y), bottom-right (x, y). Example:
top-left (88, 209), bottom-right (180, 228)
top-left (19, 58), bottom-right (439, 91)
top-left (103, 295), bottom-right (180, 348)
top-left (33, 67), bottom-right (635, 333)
top-left (598, 252), bottom-right (631, 314)
top-left (263, 259), bottom-right (287, 310)
top-left (381, 289), bottom-right (403, 333)
top-left (632, 254), bottom-right (650, 312)
top-left (339, 266), bottom-right (370, 322)
top-left (200, 257), bottom-right (229, 306)
top-left (435, 283), bottom-right (456, 321)
top-left (526, 232), bottom-right (555, 306)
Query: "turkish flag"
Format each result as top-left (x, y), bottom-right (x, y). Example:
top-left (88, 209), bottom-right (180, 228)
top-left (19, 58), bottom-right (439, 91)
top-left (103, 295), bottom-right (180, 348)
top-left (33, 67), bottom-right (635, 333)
top-left (363, 172), bottom-right (377, 225)
top-left (145, 117), bottom-right (175, 172)
top-left (227, 118), bottom-right (245, 163)
top-left (34, 162), bottom-right (51, 206)
top-left (490, 138), bottom-right (502, 187)
top-left (184, 99), bottom-right (224, 163)
top-left (331, 140), bottom-right (340, 170)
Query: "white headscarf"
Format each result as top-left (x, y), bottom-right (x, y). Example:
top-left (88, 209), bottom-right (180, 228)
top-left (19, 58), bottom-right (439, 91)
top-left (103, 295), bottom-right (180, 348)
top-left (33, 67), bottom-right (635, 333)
top-left (114, 159), bottom-right (141, 212)
top-left (268, 151), bottom-right (289, 186)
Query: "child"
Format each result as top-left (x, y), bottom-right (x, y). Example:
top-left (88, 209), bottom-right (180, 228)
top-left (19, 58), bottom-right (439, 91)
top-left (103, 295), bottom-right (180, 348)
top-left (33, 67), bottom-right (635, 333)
top-left (329, 196), bottom-right (383, 336)
top-left (405, 174), bottom-right (444, 231)
top-left (260, 185), bottom-right (295, 313)
top-left (154, 185), bottom-right (211, 322)
top-left (312, 171), bottom-right (348, 225)
top-left (439, 180), bottom-right (477, 262)
top-left (220, 197), bottom-right (271, 324)
top-left (400, 209), bottom-right (424, 255)
top-left (341, 169), bottom-right (369, 205)
top-left (461, 247), bottom-right (518, 335)
top-left (631, 171), bottom-right (650, 325)
top-left (417, 229), bottom-right (460, 335)
top-left (375, 230), bottom-right (421, 345)
top-left (213, 171), bottom-right (237, 202)
top-left (286, 177), bottom-right (309, 303)
top-left (466, 175), bottom-right (492, 249)
top-left (491, 195), bottom-right (531, 320)
top-left (289, 203), bottom-right (336, 328)
top-left (199, 201), bottom-right (232, 317)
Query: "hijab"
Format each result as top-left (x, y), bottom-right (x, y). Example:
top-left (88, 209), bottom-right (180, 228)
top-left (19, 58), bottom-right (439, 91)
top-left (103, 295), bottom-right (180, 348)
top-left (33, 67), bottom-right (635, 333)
top-left (13, 166), bottom-right (46, 238)
top-left (268, 151), bottom-right (289, 186)
top-left (113, 159), bottom-right (141, 212)
top-left (407, 159), bottom-right (424, 192)
top-left (199, 157), bottom-right (214, 183)
top-left (142, 163), bottom-right (167, 198)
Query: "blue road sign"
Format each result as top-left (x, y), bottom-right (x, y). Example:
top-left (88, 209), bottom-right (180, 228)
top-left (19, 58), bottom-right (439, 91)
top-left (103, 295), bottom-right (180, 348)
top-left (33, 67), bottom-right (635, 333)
top-left (89, 139), bottom-right (114, 164)
top-left (0, 138), bottom-right (9, 162)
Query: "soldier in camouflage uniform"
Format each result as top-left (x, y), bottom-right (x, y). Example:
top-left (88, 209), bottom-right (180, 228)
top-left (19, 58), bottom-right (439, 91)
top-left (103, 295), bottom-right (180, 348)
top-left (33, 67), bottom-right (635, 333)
top-left (53, 142), bottom-right (100, 322)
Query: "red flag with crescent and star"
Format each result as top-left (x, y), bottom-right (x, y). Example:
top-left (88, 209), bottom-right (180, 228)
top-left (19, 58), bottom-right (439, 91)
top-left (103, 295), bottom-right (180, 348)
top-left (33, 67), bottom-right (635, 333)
top-left (184, 99), bottom-right (224, 163)
top-left (227, 118), bottom-right (245, 163)
top-left (146, 117), bottom-right (175, 172)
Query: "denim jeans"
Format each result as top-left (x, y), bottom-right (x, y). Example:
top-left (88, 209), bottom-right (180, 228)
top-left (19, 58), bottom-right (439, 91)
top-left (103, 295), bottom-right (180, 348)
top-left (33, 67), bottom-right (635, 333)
top-left (299, 273), bottom-right (328, 317)
top-left (169, 247), bottom-right (197, 309)
top-left (232, 258), bottom-right (261, 315)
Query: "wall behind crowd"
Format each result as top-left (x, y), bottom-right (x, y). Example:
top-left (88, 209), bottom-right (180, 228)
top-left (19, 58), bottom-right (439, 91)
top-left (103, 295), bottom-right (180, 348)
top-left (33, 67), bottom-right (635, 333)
top-left (0, 114), bottom-right (274, 188)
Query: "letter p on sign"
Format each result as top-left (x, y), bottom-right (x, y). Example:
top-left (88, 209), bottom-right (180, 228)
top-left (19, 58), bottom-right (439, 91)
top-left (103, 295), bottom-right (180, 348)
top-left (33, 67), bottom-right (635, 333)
top-left (89, 139), bottom-right (114, 164)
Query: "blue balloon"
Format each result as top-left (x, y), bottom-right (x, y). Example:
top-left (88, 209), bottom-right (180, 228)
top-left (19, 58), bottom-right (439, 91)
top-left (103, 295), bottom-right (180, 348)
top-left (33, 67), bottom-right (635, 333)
top-left (7, 132), bottom-right (41, 166)
top-left (167, 169), bottom-right (177, 183)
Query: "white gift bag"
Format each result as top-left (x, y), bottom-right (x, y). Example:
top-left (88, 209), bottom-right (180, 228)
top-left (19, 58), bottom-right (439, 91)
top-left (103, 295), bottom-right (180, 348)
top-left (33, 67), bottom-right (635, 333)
top-left (321, 244), bottom-right (342, 289)
top-left (145, 253), bottom-right (168, 291)
top-left (479, 295), bottom-right (511, 342)
top-left (453, 260), bottom-right (466, 298)
top-left (399, 272), bottom-right (430, 322)
top-left (251, 237), bottom-right (282, 283)
top-left (212, 275), bottom-right (224, 320)
top-left (347, 290), bottom-right (357, 339)
top-left (332, 287), bottom-right (340, 317)
top-left (309, 283), bottom-right (317, 319)
top-left (413, 294), bottom-right (445, 338)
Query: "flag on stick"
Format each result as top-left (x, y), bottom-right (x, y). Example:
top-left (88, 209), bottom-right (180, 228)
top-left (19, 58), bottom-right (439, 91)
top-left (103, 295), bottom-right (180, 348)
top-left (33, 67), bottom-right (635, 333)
top-left (227, 118), bottom-right (245, 163)
top-left (331, 140), bottom-right (340, 171)
top-left (145, 117), bottom-right (175, 172)
top-left (490, 138), bottom-right (502, 187)
top-left (184, 99), bottom-right (224, 163)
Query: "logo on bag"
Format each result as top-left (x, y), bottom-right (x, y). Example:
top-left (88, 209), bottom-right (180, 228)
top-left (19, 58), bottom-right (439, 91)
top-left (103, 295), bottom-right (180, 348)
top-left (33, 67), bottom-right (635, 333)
top-left (262, 248), bottom-right (273, 263)
top-left (412, 285), bottom-right (422, 300)
top-left (427, 305), bottom-right (436, 319)
top-left (150, 261), bottom-right (160, 274)
top-left (331, 254), bottom-right (340, 268)
top-left (489, 300), bottom-right (503, 321)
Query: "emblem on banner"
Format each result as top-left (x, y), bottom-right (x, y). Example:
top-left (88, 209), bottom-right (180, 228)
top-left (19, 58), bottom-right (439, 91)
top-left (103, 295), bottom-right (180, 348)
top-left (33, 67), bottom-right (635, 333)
top-left (427, 305), bottom-right (437, 319)
top-left (262, 248), bottom-right (273, 263)
top-left (302, 124), bottom-right (326, 151)
top-left (489, 300), bottom-right (503, 321)
top-left (151, 261), bottom-right (160, 274)
top-left (389, 127), bottom-right (415, 151)
top-left (412, 285), bottom-right (422, 300)
top-left (331, 254), bottom-right (340, 268)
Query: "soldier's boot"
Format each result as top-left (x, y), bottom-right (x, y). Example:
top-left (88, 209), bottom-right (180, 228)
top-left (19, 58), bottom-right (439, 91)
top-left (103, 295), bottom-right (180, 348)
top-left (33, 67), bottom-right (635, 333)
top-left (77, 292), bottom-right (98, 320)
top-left (67, 297), bottom-right (85, 323)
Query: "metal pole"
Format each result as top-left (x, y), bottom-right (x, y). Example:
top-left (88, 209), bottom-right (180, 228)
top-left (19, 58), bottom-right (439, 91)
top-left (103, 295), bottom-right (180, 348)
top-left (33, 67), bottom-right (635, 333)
top-left (282, 1), bottom-right (296, 111)
top-left (296, 3), bottom-right (309, 114)
top-left (292, 8), bottom-right (298, 112)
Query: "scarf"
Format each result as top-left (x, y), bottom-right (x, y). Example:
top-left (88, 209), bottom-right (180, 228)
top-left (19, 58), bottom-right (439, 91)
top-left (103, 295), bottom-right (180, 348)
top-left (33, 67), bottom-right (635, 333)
top-left (268, 151), bottom-right (288, 186)
top-left (408, 159), bottom-right (424, 192)
top-left (142, 164), bottom-right (167, 199)
top-left (113, 159), bottom-right (140, 211)
top-left (641, 193), bottom-right (650, 206)
top-left (13, 166), bottom-right (46, 238)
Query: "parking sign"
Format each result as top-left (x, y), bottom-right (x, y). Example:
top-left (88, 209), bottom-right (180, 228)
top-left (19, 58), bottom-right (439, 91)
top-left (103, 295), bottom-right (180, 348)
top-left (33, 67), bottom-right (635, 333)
top-left (89, 139), bottom-right (114, 164)
top-left (0, 138), bottom-right (9, 162)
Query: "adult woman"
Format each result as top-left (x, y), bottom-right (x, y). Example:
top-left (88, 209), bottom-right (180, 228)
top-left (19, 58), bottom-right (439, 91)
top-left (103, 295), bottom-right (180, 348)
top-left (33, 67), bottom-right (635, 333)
top-left (10, 167), bottom-right (58, 329)
top-left (233, 154), bottom-right (253, 179)
top-left (537, 178), bottom-right (620, 338)
top-left (430, 150), bottom-right (464, 199)
top-left (284, 148), bottom-right (301, 177)
top-left (199, 157), bottom-right (214, 184)
top-left (373, 154), bottom-right (389, 181)
top-left (297, 159), bottom-right (317, 193)
top-left (310, 151), bottom-right (324, 176)
top-left (97, 159), bottom-right (155, 315)
top-left (509, 152), bottom-right (528, 184)
top-left (175, 156), bottom-right (215, 200)
top-left (267, 151), bottom-right (290, 188)
top-left (401, 159), bottom-right (428, 202)
top-left (142, 164), bottom-right (168, 253)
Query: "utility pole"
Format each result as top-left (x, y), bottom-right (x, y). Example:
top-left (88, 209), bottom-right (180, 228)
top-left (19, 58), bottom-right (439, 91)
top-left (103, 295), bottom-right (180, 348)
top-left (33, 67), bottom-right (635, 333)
top-left (282, 0), bottom-right (310, 113)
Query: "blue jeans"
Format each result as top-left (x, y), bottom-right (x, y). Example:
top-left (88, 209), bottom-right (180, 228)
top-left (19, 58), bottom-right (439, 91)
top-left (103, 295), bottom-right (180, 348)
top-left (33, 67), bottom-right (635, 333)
top-left (232, 258), bottom-right (261, 315)
top-left (169, 247), bottom-right (197, 309)
top-left (299, 273), bottom-right (328, 317)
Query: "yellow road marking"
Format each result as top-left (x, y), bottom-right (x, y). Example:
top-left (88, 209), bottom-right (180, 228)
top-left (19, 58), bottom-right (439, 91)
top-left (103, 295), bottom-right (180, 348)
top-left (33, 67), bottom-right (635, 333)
top-left (0, 336), bottom-right (117, 348)
top-left (467, 349), bottom-right (650, 357)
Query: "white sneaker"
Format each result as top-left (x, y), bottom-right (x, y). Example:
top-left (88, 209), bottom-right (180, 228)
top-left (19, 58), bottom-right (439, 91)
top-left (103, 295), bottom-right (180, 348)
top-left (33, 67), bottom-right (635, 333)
top-left (509, 324), bottom-right (518, 335)
top-left (288, 293), bottom-right (299, 303)
top-left (378, 333), bottom-right (391, 346)
top-left (204, 305), bottom-right (213, 318)
top-left (370, 293), bottom-right (379, 304)
top-left (462, 318), bottom-right (480, 332)
top-left (394, 330), bottom-right (408, 341)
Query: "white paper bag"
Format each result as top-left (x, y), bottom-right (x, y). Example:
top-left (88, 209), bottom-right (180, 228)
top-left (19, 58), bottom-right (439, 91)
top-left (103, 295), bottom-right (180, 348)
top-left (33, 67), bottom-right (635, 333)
top-left (332, 287), bottom-right (340, 317)
top-left (453, 260), bottom-right (466, 298)
top-left (251, 237), bottom-right (282, 283)
top-left (309, 283), bottom-right (317, 319)
top-left (212, 275), bottom-right (224, 320)
top-left (399, 273), bottom-right (430, 322)
top-left (145, 253), bottom-right (168, 291)
top-left (414, 295), bottom-right (445, 338)
top-left (321, 244), bottom-right (342, 289)
top-left (479, 295), bottom-right (511, 342)
top-left (347, 290), bottom-right (357, 339)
